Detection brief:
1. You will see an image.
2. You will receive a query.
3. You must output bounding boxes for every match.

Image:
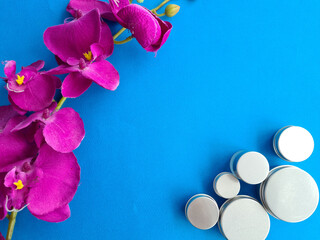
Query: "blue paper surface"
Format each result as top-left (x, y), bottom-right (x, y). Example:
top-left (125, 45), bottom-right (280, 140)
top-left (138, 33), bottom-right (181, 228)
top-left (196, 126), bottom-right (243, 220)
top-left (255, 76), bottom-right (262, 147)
top-left (0, 0), bottom-right (320, 239)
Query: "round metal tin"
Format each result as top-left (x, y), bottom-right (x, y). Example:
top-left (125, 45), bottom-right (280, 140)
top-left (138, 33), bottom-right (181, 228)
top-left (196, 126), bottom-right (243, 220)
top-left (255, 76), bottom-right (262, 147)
top-left (273, 126), bottom-right (314, 162)
top-left (219, 195), bottom-right (270, 240)
top-left (230, 151), bottom-right (270, 184)
top-left (185, 194), bottom-right (219, 230)
top-left (213, 172), bottom-right (240, 199)
top-left (260, 165), bottom-right (319, 222)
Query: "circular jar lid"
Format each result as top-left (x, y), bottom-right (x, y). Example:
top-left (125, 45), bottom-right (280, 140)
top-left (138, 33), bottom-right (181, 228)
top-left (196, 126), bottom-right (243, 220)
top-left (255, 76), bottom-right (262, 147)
top-left (213, 172), bottom-right (240, 199)
top-left (263, 166), bottom-right (319, 222)
top-left (185, 194), bottom-right (219, 230)
top-left (277, 126), bottom-right (314, 162)
top-left (237, 152), bottom-right (269, 184)
top-left (219, 196), bottom-right (270, 240)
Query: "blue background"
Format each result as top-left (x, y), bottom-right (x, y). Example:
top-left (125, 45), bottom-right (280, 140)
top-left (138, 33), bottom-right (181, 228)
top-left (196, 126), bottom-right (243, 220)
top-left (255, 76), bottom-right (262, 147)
top-left (1, 0), bottom-right (320, 239)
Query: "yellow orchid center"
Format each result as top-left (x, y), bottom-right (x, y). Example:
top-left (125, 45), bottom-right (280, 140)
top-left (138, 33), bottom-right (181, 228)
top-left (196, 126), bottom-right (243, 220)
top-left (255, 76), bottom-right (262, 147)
top-left (16, 75), bottom-right (25, 86)
top-left (83, 51), bottom-right (93, 61)
top-left (13, 180), bottom-right (24, 190)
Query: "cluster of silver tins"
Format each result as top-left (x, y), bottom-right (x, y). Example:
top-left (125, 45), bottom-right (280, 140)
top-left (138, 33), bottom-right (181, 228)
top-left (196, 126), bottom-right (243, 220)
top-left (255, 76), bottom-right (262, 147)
top-left (185, 125), bottom-right (318, 240)
top-left (260, 165), bottom-right (319, 222)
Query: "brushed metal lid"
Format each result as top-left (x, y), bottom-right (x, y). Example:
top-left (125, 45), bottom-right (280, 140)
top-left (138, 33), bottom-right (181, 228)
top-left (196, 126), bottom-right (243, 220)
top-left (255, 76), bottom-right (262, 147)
top-left (236, 152), bottom-right (269, 184)
top-left (263, 166), bottom-right (319, 222)
top-left (277, 126), bottom-right (314, 162)
top-left (213, 172), bottom-right (240, 199)
top-left (219, 196), bottom-right (270, 240)
top-left (185, 194), bottom-right (219, 230)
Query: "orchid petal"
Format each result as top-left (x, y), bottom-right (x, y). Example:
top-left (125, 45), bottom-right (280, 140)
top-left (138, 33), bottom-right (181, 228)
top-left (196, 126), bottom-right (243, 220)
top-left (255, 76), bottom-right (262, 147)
top-left (109, 0), bottom-right (130, 15)
top-left (32, 204), bottom-right (71, 222)
top-left (4, 61), bottom-right (16, 79)
top-left (45, 65), bottom-right (78, 75)
top-left (145, 14), bottom-right (172, 52)
top-left (0, 133), bottom-right (37, 172)
top-left (90, 43), bottom-right (106, 60)
top-left (67, 0), bottom-right (116, 21)
top-left (11, 102), bottom-right (57, 132)
top-left (28, 60), bottom-right (45, 71)
top-left (67, 58), bottom-right (81, 66)
top-left (43, 9), bottom-right (101, 62)
top-left (9, 74), bottom-right (57, 112)
top-left (51, 75), bottom-right (62, 89)
top-left (3, 115), bottom-right (27, 134)
top-left (0, 173), bottom-right (8, 220)
top-left (117, 5), bottom-right (159, 49)
top-left (96, 22), bottom-right (114, 59)
top-left (11, 111), bottom-right (44, 132)
top-left (43, 108), bottom-right (85, 153)
top-left (82, 60), bottom-right (119, 91)
top-left (0, 105), bottom-right (19, 133)
top-left (34, 126), bottom-right (45, 148)
top-left (27, 144), bottom-right (80, 215)
top-left (62, 72), bottom-right (92, 98)
top-left (8, 95), bottom-right (27, 116)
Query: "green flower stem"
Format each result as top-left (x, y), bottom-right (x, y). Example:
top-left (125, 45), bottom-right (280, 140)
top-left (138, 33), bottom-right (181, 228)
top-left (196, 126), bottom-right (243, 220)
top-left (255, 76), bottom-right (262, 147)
top-left (152, 10), bottom-right (166, 17)
top-left (55, 96), bottom-right (67, 111)
top-left (6, 212), bottom-right (17, 240)
top-left (152, 0), bottom-right (170, 11)
top-left (113, 27), bottom-right (127, 40)
top-left (114, 36), bottom-right (133, 45)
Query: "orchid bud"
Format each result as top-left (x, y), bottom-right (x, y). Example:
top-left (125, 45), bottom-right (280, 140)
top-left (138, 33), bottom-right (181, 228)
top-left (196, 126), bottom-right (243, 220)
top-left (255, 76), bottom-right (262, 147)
top-left (165, 4), bottom-right (180, 17)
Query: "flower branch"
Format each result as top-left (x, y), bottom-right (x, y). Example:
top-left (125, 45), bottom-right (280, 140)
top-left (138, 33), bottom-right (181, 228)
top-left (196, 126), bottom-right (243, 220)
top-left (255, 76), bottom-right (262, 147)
top-left (113, 27), bottom-right (127, 40)
top-left (114, 36), bottom-right (134, 45)
top-left (55, 97), bottom-right (67, 111)
top-left (6, 212), bottom-right (17, 240)
top-left (0, 0), bottom-right (180, 239)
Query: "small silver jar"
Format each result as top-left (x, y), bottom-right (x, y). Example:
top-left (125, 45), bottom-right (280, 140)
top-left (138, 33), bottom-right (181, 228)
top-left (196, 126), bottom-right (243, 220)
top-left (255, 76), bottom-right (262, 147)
top-left (273, 126), bottom-right (314, 162)
top-left (219, 195), bottom-right (270, 240)
top-left (260, 165), bottom-right (319, 222)
top-left (230, 151), bottom-right (269, 184)
top-left (185, 194), bottom-right (219, 230)
top-left (213, 172), bottom-right (240, 199)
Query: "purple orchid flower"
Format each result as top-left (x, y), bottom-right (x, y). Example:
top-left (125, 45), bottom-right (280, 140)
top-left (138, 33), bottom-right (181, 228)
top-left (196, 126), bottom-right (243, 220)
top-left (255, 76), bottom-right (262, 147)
top-left (11, 102), bottom-right (85, 153)
top-left (109, 0), bottom-right (172, 52)
top-left (44, 9), bottom-right (119, 98)
top-left (67, 0), bottom-right (116, 21)
top-left (66, 0), bottom-right (172, 52)
top-left (2, 60), bottom-right (61, 113)
top-left (1, 144), bottom-right (80, 222)
top-left (0, 232), bottom-right (4, 240)
top-left (0, 105), bottom-right (81, 222)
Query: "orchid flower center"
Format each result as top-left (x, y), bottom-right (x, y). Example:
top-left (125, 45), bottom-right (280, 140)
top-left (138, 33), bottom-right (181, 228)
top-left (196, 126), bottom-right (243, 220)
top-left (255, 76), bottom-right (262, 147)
top-left (79, 58), bottom-right (87, 70)
top-left (42, 108), bottom-right (50, 119)
top-left (83, 51), bottom-right (93, 61)
top-left (16, 75), bottom-right (25, 86)
top-left (13, 180), bottom-right (24, 190)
